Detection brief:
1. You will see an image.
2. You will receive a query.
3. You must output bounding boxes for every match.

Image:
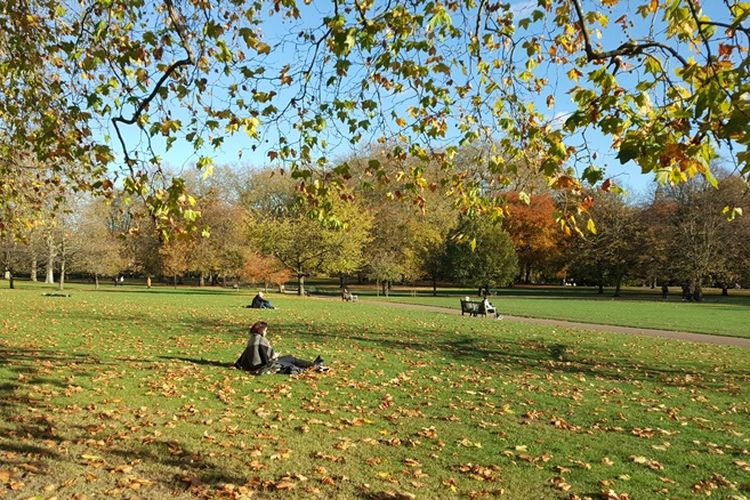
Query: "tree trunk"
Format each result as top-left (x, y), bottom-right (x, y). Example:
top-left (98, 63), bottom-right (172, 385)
top-left (524, 264), bottom-right (531, 284)
top-left (721, 285), bottom-right (728, 296)
top-left (614, 279), bottom-right (621, 297)
top-left (9, 272), bottom-right (14, 289)
top-left (376, 278), bottom-right (380, 297)
top-left (432, 275), bottom-right (437, 297)
top-left (693, 281), bottom-right (703, 302)
top-left (95, 275), bottom-right (99, 290)
top-left (298, 274), bottom-right (305, 296)
top-left (58, 257), bottom-right (65, 291)
top-left (222, 275), bottom-right (227, 287)
top-left (339, 275), bottom-right (345, 288)
top-left (597, 280), bottom-right (604, 295)
top-left (45, 232), bottom-right (55, 284)
top-left (383, 280), bottom-right (389, 297)
top-left (173, 275), bottom-right (177, 288)
top-left (30, 256), bottom-right (37, 282)
top-left (199, 273), bottom-right (205, 287)
top-left (146, 275), bottom-right (152, 288)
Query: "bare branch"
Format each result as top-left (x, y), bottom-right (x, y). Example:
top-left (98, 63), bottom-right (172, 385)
top-left (569, 0), bottom-right (689, 68)
top-left (111, 0), bottom-right (195, 165)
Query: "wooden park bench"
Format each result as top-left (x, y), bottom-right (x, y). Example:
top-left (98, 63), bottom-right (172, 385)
top-left (460, 299), bottom-right (487, 317)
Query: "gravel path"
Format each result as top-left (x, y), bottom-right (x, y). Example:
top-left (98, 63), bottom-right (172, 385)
top-left (355, 299), bottom-right (750, 349)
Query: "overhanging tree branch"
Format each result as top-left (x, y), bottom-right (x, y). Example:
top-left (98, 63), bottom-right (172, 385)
top-left (111, 0), bottom-right (195, 166)
top-left (569, 0), bottom-right (689, 68)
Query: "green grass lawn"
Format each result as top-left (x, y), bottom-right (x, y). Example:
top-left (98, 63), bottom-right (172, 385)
top-left (361, 289), bottom-right (750, 338)
top-left (1, 283), bottom-right (749, 498)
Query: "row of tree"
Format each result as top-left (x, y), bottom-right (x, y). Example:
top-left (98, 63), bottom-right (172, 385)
top-left (2, 162), bottom-right (749, 301)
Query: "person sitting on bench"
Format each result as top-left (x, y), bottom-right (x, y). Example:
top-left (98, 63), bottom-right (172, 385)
top-left (234, 321), bottom-right (327, 374)
top-left (341, 287), bottom-right (358, 302)
top-left (249, 291), bottom-right (275, 309)
top-left (482, 297), bottom-right (501, 319)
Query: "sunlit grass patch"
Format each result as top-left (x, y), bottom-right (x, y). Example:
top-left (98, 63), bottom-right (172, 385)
top-left (0, 284), bottom-right (748, 498)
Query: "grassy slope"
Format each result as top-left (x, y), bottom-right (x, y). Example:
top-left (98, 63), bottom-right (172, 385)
top-left (1, 284), bottom-right (749, 498)
top-left (362, 290), bottom-right (750, 338)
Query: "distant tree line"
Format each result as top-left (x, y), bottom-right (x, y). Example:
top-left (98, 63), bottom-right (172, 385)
top-left (2, 159), bottom-right (749, 301)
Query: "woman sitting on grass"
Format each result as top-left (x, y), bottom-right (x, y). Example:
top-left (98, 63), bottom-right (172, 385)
top-left (235, 321), bottom-right (328, 374)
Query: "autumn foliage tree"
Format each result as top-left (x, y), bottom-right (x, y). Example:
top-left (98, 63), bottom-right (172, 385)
top-left (566, 192), bottom-right (642, 296)
top-left (72, 199), bottom-right (128, 289)
top-left (240, 253), bottom-right (291, 292)
top-left (504, 193), bottom-right (561, 284)
top-left (159, 238), bottom-right (192, 288)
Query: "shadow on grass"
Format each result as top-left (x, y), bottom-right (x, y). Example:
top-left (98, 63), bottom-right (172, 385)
top-left (0, 343), bottom-right (253, 492)
top-left (106, 439), bottom-right (249, 490)
top-left (158, 355), bottom-right (234, 368)
top-left (287, 325), bottom-right (750, 389)
top-left (0, 344), bottom-right (101, 462)
top-left (92, 286), bottom-right (252, 298)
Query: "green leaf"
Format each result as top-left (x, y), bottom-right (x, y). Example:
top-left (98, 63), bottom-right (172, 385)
top-left (722, 206), bottom-right (743, 221)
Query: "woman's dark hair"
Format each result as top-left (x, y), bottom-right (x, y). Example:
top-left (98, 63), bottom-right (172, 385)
top-left (250, 321), bottom-right (268, 334)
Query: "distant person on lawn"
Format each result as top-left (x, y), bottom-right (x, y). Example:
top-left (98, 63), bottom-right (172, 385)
top-left (249, 291), bottom-right (275, 309)
top-left (234, 321), bottom-right (327, 374)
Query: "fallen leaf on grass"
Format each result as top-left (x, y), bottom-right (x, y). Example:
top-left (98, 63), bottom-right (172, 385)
top-left (367, 491), bottom-right (416, 499)
top-left (274, 479), bottom-right (296, 490)
top-left (379, 394), bottom-right (393, 410)
top-left (416, 426), bottom-right (438, 439)
top-left (457, 438), bottom-right (482, 448)
top-left (8, 480), bottom-right (25, 491)
top-left (313, 451), bottom-right (345, 463)
top-left (454, 463), bottom-right (501, 482)
top-left (248, 460), bottom-right (266, 471)
top-left (109, 464), bottom-right (133, 474)
top-left (601, 489), bottom-right (630, 500)
top-left (547, 476), bottom-right (571, 492)
top-left (629, 455), bottom-right (663, 470)
top-left (270, 448), bottom-right (291, 460)
top-left (380, 437), bottom-right (402, 447)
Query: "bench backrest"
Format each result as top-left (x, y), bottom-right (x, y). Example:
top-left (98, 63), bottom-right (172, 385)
top-left (460, 300), bottom-right (482, 312)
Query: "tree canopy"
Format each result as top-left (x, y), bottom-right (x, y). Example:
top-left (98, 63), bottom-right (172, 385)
top-left (1, 0), bottom-right (748, 237)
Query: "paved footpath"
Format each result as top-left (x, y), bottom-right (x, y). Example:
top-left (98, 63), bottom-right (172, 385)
top-left (353, 299), bottom-right (750, 349)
